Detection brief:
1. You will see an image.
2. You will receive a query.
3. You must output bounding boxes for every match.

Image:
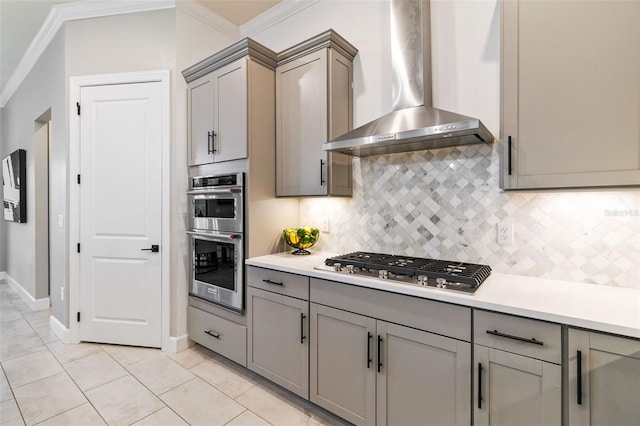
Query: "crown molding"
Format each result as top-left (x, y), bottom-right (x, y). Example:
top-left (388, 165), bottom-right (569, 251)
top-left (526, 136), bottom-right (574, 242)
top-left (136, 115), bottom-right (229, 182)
top-left (239, 0), bottom-right (320, 38)
top-left (176, 1), bottom-right (238, 40)
top-left (0, 0), bottom-right (175, 107)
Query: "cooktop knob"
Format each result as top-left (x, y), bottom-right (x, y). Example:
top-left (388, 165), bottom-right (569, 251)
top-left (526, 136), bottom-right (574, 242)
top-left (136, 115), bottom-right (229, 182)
top-left (436, 278), bottom-right (447, 288)
top-left (346, 264), bottom-right (355, 274)
top-left (378, 270), bottom-right (388, 279)
top-left (333, 263), bottom-right (342, 272)
top-left (417, 275), bottom-right (428, 286)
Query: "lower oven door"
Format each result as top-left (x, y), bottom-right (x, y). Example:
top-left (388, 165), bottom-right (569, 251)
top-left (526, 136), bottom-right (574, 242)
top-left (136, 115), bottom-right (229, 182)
top-left (188, 231), bottom-right (243, 313)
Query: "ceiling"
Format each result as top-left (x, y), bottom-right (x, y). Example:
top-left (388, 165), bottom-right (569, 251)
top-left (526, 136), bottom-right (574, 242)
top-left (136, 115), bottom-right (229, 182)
top-left (196, 0), bottom-right (283, 25)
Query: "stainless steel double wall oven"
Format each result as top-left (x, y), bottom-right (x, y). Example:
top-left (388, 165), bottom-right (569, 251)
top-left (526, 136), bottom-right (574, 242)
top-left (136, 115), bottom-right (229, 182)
top-left (188, 173), bottom-right (244, 312)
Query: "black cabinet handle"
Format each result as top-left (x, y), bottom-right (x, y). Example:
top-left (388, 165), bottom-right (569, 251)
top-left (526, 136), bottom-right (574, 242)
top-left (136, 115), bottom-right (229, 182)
top-left (577, 350), bottom-right (583, 405)
top-left (507, 135), bottom-right (512, 176)
top-left (367, 332), bottom-right (372, 369)
top-left (320, 159), bottom-right (325, 185)
top-left (300, 313), bottom-right (306, 344)
top-left (262, 279), bottom-right (284, 286)
top-left (486, 329), bottom-right (544, 346)
top-left (207, 131), bottom-right (217, 154)
top-left (204, 330), bottom-right (220, 339)
top-left (141, 245), bottom-right (159, 253)
top-left (377, 335), bottom-right (383, 373)
top-left (478, 362), bottom-right (483, 409)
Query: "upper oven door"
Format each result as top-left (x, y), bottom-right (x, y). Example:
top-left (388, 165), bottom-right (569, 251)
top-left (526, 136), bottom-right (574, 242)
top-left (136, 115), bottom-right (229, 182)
top-left (189, 188), bottom-right (243, 233)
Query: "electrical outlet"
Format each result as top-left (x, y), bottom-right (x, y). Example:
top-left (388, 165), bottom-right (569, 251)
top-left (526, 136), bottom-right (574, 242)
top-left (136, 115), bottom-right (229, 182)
top-left (319, 216), bottom-right (330, 233)
top-left (60, 286), bottom-right (64, 301)
top-left (497, 223), bottom-right (513, 245)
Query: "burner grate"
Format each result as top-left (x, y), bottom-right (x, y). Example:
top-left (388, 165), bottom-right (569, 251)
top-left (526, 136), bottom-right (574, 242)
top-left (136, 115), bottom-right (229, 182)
top-left (325, 251), bottom-right (492, 288)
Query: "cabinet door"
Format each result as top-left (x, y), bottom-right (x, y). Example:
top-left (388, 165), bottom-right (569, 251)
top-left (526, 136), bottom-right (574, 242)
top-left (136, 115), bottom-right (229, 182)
top-left (502, 0), bottom-right (640, 189)
top-left (213, 58), bottom-right (248, 163)
top-left (474, 346), bottom-right (561, 426)
top-left (310, 304), bottom-right (376, 426)
top-left (276, 49), bottom-right (329, 196)
top-left (327, 49), bottom-right (353, 196)
top-left (187, 75), bottom-right (215, 166)
top-left (247, 287), bottom-right (309, 398)
top-left (568, 329), bottom-right (640, 426)
top-left (377, 321), bottom-right (471, 426)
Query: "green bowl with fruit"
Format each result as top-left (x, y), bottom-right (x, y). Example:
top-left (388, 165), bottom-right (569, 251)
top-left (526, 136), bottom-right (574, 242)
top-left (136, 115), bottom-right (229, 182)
top-left (283, 227), bottom-right (319, 255)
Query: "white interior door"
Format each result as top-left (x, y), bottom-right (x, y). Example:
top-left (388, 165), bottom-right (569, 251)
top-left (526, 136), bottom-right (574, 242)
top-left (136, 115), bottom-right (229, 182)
top-left (79, 81), bottom-right (162, 347)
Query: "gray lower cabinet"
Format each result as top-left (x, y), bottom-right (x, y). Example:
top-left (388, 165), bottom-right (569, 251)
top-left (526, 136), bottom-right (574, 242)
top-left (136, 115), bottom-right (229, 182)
top-left (247, 286), bottom-right (309, 398)
top-left (310, 304), bottom-right (376, 425)
top-left (310, 303), bottom-right (471, 426)
top-left (187, 305), bottom-right (247, 367)
top-left (567, 329), bottom-right (640, 425)
top-left (473, 310), bottom-right (561, 426)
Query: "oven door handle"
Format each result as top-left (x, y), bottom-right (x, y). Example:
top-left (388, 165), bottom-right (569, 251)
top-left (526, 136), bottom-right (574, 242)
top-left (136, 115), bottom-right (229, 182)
top-left (187, 231), bottom-right (242, 241)
top-left (187, 188), bottom-right (242, 195)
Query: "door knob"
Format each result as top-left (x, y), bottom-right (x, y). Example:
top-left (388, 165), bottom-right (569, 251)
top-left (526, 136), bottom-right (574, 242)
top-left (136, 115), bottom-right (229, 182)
top-left (141, 245), bottom-right (159, 253)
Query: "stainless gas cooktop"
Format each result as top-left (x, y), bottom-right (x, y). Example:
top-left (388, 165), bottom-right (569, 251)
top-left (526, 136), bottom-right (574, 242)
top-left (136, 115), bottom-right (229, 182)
top-left (317, 251), bottom-right (492, 294)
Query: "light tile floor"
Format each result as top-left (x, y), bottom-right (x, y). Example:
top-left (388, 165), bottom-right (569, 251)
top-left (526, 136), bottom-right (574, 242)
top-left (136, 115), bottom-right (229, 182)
top-left (0, 280), bottom-right (349, 426)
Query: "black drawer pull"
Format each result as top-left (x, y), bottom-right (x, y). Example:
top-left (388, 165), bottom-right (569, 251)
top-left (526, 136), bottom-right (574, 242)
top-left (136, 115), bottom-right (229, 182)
top-left (507, 135), bottom-right (512, 175)
top-left (300, 313), bottom-right (306, 344)
top-left (478, 362), bottom-right (483, 409)
top-left (486, 329), bottom-right (544, 346)
top-left (367, 332), bottom-right (372, 369)
top-left (204, 330), bottom-right (220, 339)
top-left (577, 350), bottom-right (583, 405)
top-left (262, 279), bottom-right (284, 286)
top-left (377, 335), bottom-right (383, 373)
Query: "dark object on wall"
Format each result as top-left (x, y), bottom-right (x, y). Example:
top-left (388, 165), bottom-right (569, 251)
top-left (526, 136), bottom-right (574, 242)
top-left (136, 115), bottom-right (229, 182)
top-left (2, 149), bottom-right (26, 223)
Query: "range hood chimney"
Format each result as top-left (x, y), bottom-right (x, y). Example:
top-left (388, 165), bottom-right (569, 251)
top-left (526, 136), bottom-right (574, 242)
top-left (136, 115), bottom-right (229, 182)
top-left (324, 0), bottom-right (494, 157)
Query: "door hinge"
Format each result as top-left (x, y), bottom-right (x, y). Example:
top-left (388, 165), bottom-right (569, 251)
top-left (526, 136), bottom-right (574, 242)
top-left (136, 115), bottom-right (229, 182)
top-left (77, 243), bottom-right (80, 253)
top-left (76, 102), bottom-right (81, 115)
top-left (77, 174), bottom-right (81, 184)
top-left (77, 312), bottom-right (80, 322)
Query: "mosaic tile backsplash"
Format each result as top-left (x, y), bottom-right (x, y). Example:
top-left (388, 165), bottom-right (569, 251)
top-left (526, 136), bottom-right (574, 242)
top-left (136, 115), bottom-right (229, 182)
top-left (300, 144), bottom-right (640, 289)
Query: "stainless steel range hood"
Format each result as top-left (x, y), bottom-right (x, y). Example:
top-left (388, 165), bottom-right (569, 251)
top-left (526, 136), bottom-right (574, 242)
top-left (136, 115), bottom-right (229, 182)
top-left (324, 0), bottom-right (494, 157)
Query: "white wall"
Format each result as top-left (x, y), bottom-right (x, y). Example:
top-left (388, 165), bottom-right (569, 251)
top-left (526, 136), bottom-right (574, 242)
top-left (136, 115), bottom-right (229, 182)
top-left (0, 109), bottom-right (5, 273)
top-left (0, 29), bottom-right (66, 303)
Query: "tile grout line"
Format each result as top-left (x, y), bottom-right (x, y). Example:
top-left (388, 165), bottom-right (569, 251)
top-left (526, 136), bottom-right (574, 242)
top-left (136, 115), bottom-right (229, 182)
top-left (0, 362), bottom-right (27, 426)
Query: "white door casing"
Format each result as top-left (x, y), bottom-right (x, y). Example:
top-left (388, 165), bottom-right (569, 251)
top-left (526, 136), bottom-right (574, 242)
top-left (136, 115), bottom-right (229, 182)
top-left (68, 70), bottom-right (171, 350)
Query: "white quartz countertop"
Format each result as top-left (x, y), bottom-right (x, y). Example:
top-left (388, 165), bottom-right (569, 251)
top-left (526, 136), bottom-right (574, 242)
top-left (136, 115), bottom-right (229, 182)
top-left (246, 252), bottom-right (640, 339)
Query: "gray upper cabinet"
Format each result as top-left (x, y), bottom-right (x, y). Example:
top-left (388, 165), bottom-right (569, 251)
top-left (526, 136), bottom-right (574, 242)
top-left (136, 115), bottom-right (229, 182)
top-left (501, 0), bottom-right (640, 189)
top-left (183, 39), bottom-right (277, 166)
top-left (276, 30), bottom-right (357, 196)
top-left (568, 329), bottom-right (640, 426)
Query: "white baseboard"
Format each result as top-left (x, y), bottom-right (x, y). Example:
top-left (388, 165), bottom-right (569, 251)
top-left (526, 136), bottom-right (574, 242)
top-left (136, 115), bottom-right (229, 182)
top-left (50, 315), bottom-right (78, 344)
top-left (164, 334), bottom-right (191, 353)
top-left (5, 273), bottom-right (50, 311)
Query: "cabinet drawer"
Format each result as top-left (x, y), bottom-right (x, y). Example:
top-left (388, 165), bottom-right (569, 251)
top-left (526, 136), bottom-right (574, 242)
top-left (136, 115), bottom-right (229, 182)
top-left (188, 306), bottom-right (247, 366)
top-left (247, 266), bottom-right (309, 300)
top-left (310, 278), bottom-right (471, 342)
top-left (474, 310), bottom-right (561, 364)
